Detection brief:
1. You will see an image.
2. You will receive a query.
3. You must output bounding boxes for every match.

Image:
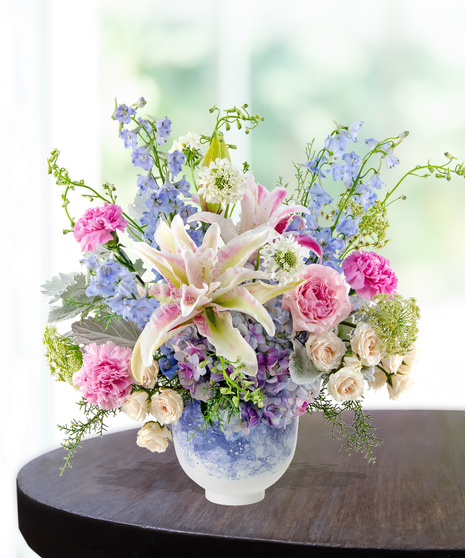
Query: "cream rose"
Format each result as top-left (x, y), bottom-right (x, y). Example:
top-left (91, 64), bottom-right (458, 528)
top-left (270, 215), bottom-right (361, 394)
top-left (129, 355), bottom-right (159, 389)
top-left (140, 361), bottom-right (159, 389)
top-left (327, 366), bottom-right (364, 402)
top-left (343, 354), bottom-right (362, 369)
top-left (351, 323), bottom-right (383, 367)
top-left (122, 391), bottom-right (149, 422)
top-left (136, 421), bottom-right (172, 453)
top-left (150, 389), bottom-right (184, 425)
top-left (400, 345), bottom-right (419, 371)
top-left (387, 373), bottom-right (414, 400)
top-left (381, 354), bottom-right (403, 374)
top-left (306, 331), bottom-right (346, 373)
top-left (368, 368), bottom-right (388, 391)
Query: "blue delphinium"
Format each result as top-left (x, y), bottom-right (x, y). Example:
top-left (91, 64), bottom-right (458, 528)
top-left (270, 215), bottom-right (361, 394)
top-left (168, 150), bottom-right (186, 179)
top-left (119, 129), bottom-right (138, 149)
top-left (82, 256), bottom-right (158, 329)
top-left (155, 117), bottom-right (172, 145)
top-left (131, 146), bottom-right (154, 171)
top-left (113, 104), bottom-right (136, 124)
top-left (136, 173), bottom-right (157, 196)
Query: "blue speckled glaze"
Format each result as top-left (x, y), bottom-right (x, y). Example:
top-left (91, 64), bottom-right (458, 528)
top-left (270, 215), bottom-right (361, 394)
top-left (172, 401), bottom-right (299, 482)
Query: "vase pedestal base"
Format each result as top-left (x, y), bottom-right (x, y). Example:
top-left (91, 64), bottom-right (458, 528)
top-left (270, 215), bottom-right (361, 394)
top-left (205, 489), bottom-right (265, 506)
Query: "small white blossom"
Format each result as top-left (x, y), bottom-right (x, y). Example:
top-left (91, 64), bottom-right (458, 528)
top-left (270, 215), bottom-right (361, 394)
top-left (169, 132), bottom-right (203, 155)
top-left (197, 158), bottom-right (247, 206)
top-left (262, 235), bottom-right (306, 285)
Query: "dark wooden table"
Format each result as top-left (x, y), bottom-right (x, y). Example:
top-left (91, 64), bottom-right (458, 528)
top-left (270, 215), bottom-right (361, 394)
top-left (17, 410), bottom-right (465, 557)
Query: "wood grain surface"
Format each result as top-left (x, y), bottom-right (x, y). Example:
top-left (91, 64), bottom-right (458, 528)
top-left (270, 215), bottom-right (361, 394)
top-left (17, 410), bottom-right (465, 557)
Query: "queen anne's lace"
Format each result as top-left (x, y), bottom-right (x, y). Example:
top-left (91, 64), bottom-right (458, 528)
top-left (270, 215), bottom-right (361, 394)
top-left (169, 132), bottom-right (203, 155)
top-left (197, 158), bottom-right (247, 206)
top-left (262, 235), bottom-right (307, 285)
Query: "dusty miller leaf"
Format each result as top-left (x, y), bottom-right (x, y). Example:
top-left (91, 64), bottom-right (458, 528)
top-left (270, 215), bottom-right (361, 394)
top-left (361, 366), bottom-right (375, 382)
top-left (289, 339), bottom-right (323, 386)
top-left (133, 258), bottom-right (146, 277)
top-left (127, 190), bottom-right (151, 241)
top-left (47, 273), bottom-right (101, 323)
top-left (72, 317), bottom-right (141, 348)
top-left (41, 272), bottom-right (80, 303)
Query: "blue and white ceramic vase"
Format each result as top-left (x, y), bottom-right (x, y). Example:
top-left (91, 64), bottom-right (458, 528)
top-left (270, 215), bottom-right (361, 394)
top-left (172, 401), bottom-right (299, 506)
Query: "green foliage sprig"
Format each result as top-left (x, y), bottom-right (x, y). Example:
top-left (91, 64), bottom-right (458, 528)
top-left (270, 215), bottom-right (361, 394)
top-left (47, 149), bottom-right (145, 241)
top-left (307, 387), bottom-right (382, 463)
top-left (209, 103), bottom-right (264, 136)
top-left (57, 398), bottom-right (118, 475)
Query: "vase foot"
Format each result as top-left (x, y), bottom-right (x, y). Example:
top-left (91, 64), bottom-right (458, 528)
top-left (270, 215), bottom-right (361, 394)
top-left (205, 490), bottom-right (265, 506)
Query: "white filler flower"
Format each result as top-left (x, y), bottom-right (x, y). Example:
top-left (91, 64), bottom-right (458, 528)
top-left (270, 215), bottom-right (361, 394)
top-left (262, 235), bottom-right (306, 285)
top-left (169, 132), bottom-right (203, 155)
top-left (197, 158), bottom-right (247, 206)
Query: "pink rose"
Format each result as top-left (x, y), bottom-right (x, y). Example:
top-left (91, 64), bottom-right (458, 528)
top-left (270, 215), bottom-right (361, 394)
top-left (282, 264), bottom-right (351, 333)
top-left (342, 250), bottom-right (397, 300)
top-left (73, 342), bottom-right (133, 410)
top-left (73, 203), bottom-right (128, 252)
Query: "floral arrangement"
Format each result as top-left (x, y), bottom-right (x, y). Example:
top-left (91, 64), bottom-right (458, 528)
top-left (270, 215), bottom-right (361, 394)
top-left (43, 97), bottom-right (463, 473)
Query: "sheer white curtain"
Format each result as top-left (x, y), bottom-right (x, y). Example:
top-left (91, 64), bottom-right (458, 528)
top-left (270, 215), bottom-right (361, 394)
top-left (1, 1), bottom-right (100, 556)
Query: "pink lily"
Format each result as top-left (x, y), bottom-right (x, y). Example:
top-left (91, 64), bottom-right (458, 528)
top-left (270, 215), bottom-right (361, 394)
top-left (188, 174), bottom-right (322, 259)
top-left (130, 216), bottom-right (298, 380)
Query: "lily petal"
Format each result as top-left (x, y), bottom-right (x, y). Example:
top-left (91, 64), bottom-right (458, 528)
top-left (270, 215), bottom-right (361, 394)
top-left (154, 220), bottom-right (176, 254)
top-left (243, 279), bottom-right (305, 304)
top-left (171, 214), bottom-right (197, 252)
top-left (212, 227), bottom-right (274, 280)
top-left (138, 302), bottom-right (199, 367)
top-left (180, 283), bottom-right (211, 316)
top-left (214, 286), bottom-right (275, 336)
top-left (194, 308), bottom-right (258, 376)
top-left (148, 283), bottom-right (171, 302)
top-left (212, 267), bottom-right (268, 299)
top-left (292, 233), bottom-right (322, 258)
top-left (187, 213), bottom-right (238, 243)
top-left (131, 243), bottom-right (188, 287)
top-left (182, 249), bottom-right (204, 288)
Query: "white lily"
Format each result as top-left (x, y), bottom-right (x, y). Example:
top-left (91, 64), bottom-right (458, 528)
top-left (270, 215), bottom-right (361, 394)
top-left (130, 215), bottom-right (300, 380)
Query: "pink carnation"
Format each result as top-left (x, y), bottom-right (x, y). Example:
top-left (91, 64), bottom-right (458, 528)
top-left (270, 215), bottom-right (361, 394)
top-left (73, 203), bottom-right (128, 252)
top-left (73, 342), bottom-right (133, 410)
top-left (342, 250), bottom-right (398, 300)
top-left (282, 264), bottom-right (351, 334)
